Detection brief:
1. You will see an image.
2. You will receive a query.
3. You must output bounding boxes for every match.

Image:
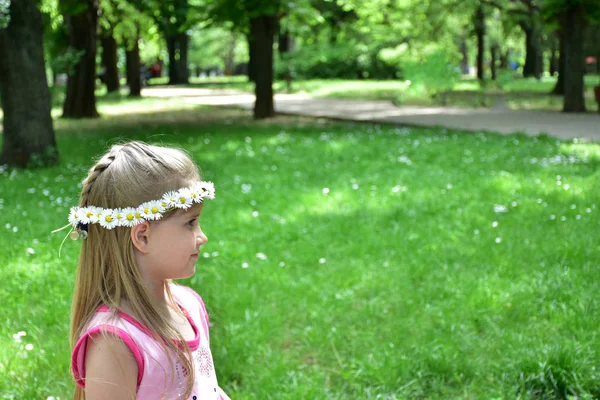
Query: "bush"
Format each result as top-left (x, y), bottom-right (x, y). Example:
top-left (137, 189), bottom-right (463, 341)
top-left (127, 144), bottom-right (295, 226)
top-left (275, 42), bottom-right (397, 80)
top-left (379, 43), bottom-right (461, 96)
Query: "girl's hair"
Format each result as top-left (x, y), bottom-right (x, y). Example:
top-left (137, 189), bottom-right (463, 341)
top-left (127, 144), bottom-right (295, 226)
top-left (70, 141), bottom-right (200, 399)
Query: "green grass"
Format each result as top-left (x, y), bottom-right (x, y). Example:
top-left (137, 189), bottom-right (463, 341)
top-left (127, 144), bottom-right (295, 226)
top-left (1, 98), bottom-right (600, 399)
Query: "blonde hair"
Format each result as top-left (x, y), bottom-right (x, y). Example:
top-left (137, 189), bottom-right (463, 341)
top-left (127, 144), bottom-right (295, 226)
top-left (70, 141), bottom-right (200, 399)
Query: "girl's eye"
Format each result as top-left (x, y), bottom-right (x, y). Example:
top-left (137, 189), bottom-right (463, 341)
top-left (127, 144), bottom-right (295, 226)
top-left (188, 219), bottom-right (197, 226)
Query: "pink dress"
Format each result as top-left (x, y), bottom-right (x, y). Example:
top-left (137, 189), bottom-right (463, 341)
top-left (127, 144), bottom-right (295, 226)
top-left (72, 285), bottom-right (231, 400)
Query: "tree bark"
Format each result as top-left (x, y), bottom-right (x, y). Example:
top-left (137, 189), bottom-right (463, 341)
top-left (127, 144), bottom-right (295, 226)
top-left (549, 34), bottom-right (558, 76)
top-left (490, 44), bottom-right (498, 80)
top-left (460, 32), bottom-right (469, 74)
top-left (249, 15), bottom-right (276, 119)
top-left (100, 33), bottom-right (119, 93)
top-left (126, 38), bottom-right (141, 97)
top-left (224, 33), bottom-right (236, 76)
top-left (561, 4), bottom-right (586, 112)
top-left (62, 0), bottom-right (99, 118)
top-left (474, 3), bottom-right (485, 81)
top-left (247, 33), bottom-right (257, 83)
top-left (0, 0), bottom-right (58, 167)
top-left (166, 33), bottom-right (189, 85)
top-left (499, 49), bottom-right (509, 69)
top-left (552, 28), bottom-right (565, 95)
top-left (522, 24), bottom-right (542, 79)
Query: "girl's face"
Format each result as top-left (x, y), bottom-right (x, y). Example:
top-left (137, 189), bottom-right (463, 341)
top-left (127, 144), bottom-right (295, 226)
top-left (143, 203), bottom-right (207, 281)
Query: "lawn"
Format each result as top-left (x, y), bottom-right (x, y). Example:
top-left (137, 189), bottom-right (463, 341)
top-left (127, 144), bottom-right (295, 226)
top-left (1, 98), bottom-right (599, 399)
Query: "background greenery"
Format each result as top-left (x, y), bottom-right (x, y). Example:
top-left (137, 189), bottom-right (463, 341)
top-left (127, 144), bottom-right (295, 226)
top-left (1, 97), bottom-right (599, 399)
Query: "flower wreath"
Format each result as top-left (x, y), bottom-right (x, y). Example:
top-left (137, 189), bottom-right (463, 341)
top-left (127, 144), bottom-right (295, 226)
top-left (55, 181), bottom-right (215, 241)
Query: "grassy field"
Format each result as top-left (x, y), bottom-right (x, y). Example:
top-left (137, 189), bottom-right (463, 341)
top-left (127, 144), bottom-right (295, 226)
top-left (1, 97), bottom-right (600, 399)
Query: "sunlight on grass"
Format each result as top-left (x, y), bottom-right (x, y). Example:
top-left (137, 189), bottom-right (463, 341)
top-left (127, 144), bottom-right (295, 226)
top-left (1, 102), bottom-right (599, 399)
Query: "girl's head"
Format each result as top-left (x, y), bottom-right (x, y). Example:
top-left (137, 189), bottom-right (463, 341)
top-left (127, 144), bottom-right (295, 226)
top-left (70, 141), bottom-right (209, 399)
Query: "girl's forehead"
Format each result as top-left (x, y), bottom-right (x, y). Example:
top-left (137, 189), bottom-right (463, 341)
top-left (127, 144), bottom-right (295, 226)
top-left (177, 203), bottom-right (203, 217)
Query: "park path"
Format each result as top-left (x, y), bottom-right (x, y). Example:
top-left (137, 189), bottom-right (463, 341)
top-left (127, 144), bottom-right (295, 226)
top-left (142, 87), bottom-right (600, 142)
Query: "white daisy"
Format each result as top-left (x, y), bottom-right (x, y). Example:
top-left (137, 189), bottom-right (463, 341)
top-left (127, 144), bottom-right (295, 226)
top-left (203, 181), bottom-right (216, 200)
top-left (174, 188), bottom-right (193, 209)
top-left (121, 207), bottom-right (141, 228)
top-left (113, 208), bottom-right (127, 227)
top-left (86, 206), bottom-right (101, 224)
top-left (189, 184), bottom-right (203, 203)
top-left (139, 202), bottom-right (153, 220)
top-left (68, 207), bottom-right (78, 226)
top-left (146, 200), bottom-right (164, 221)
top-left (77, 207), bottom-right (99, 225)
top-left (162, 191), bottom-right (179, 208)
top-left (99, 209), bottom-right (118, 229)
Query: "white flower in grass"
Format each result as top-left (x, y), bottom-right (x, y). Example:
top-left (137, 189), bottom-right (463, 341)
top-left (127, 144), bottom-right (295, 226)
top-left (175, 188), bottom-right (193, 209)
top-left (99, 209), bottom-right (118, 229)
top-left (121, 207), bottom-right (140, 227)
top-left (162, 191), bottom-right (179, 208)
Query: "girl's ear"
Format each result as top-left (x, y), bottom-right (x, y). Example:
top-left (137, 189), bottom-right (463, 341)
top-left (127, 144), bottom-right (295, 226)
top-left (131, 221), bottom-right (151, 253)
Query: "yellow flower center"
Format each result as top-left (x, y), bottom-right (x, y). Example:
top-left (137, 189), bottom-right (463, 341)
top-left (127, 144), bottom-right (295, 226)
top-left (135, 213), bottom-right (141, 218)
top-left (127, 214), bottom-right (134, 221)
top-left (179, 197), bottom-right (186, 204)
top-left (151, 207), bottom-right (159, 213)
top-left (105, 216), bottom-right (113, 223)
top-left (86, 211), bottom-right (93, 218)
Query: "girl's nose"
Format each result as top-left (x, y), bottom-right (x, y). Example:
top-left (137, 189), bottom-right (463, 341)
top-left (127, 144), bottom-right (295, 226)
top-left (197, 228), bottom-right (208, 246)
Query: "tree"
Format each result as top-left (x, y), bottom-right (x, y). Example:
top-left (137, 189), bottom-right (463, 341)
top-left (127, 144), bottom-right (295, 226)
top-left (474, 1), bottom-right (486, 81)
top-left (61, 0), bottom-right (99, 118)
top-left (544, 0), bottom-right (600, 112)
top-left (0, 0), bottom-right (58, 167)
top-left (127, 0), bottom-right (197, 85)
top-left (560, 2), bottom-right (586, 112)
top-left (209, 0), bottom-right (283, 119)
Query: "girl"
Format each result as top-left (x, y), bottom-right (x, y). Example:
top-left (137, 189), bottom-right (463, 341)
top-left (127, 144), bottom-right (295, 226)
top-left (66, 141), bottom-right (230, 400)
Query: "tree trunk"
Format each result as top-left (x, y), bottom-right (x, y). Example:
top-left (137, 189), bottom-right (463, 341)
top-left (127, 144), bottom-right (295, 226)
top-left (552, 28), bottom-right (565, 95)
top-left (475, 3), bottom-right (485, 81)
top-left (460, 32), bottom-right (469, 74)
top-left (100, 33), bottom-right (119, 93)
top-left (249, 15), bottom-right (276, 119)
top-left (126, 38), bottom-right (141, 97)
top-left (522, 24), bottom-right (542, 79)
top-left (224, 34), bottom-right (236, 76)
top-left (562, 4), bottom-right (586, 112)
top-left (0, 0), bottom-right (58, 167)
top-left (62, 0), bottom-right (99, 118)
top-left (176, 32), bottom-right (189, 83)
top-left (279, 27), bottom-right (290, 54)
top-left (166, 33), bottom-right (189, 85)
top-left (247, 33), bottom-right (257, 83)
top-left (490, 44), bottom-right (498, 80)
top-left (499, 49), bottom-right (509, 69)
top-left (549, 34), bottom-right (558, 76)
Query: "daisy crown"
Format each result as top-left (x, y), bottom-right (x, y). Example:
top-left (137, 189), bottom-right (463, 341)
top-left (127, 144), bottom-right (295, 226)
top-left (67, 181), bottom-right (215, 235)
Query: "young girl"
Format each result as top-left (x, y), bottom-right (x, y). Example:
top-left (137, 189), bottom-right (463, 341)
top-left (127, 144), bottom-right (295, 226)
top-left (66, 141), bottom-right (230, 400)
